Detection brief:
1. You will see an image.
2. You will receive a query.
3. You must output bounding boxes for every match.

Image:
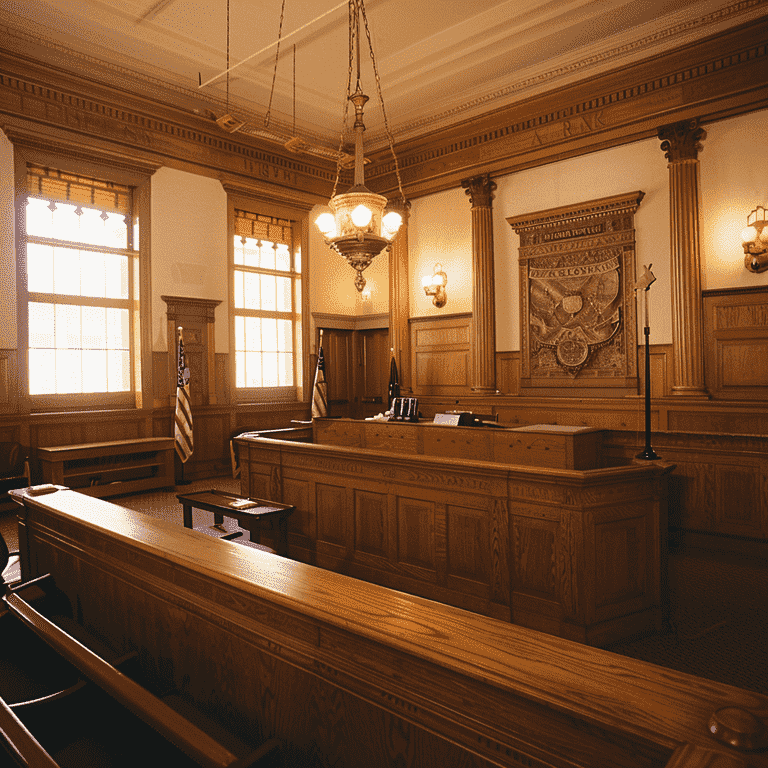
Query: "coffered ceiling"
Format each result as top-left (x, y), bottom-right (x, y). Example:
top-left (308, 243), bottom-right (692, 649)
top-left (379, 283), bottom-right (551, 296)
top-left (1, 0), bottom-right (766, 158)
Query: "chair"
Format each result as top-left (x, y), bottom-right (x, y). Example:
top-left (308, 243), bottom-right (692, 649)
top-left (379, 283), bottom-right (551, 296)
top-left (0, 530), bottom-right (20, 591)
top-left (0, 442), bottom-right (30, 497)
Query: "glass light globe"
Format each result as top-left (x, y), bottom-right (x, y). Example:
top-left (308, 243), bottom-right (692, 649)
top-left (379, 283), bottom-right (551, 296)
top-left (351, 204), bottom-right (372, 228)
top-left (741, 226), bottom-right (757, 244)
top-left (422, 274), bottom-right (432, 288)
top-left (382, 210), bottom-right (402, 239)
top-left (316, 212), bottom-right (336, 237)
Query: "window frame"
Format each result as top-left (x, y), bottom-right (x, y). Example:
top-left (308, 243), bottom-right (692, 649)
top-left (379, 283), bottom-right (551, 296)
top-left (227, 193), bottom-right (309, 405)
top-left (15, 148), bottom-right (152, 413)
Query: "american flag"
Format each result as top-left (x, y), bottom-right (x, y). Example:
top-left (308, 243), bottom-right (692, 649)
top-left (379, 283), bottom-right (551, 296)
top-left (174, 327), bottom-right (193, 462)
top-left (311, 332), bottom-right (328, 419)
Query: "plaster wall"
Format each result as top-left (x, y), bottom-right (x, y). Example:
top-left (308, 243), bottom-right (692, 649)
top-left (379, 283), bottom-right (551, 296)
top-left (150, 167), bottom-right (228, 353)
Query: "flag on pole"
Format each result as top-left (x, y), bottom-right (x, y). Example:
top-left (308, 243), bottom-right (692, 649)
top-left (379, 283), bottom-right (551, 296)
top-left (174, 326), bottom-right (194, 463)
top-left (388, 347), bottom-right (400, 409)
top-left (311, 330), bottom-right (328, 419)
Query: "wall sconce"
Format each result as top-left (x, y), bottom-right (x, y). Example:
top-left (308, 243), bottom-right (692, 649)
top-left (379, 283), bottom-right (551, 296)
top-left (422, 263), bottom-right (448, 307)
top-left (741, 206), bottom-right (768, 273)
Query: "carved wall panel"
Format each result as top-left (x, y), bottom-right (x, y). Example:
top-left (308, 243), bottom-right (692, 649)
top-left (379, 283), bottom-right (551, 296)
top-left (410, 314), bottom-right (472, 394)
top-left (317, 483), bottom-right (348, 549)
top-left (508, 192), bottom-right (643, 395)
top-left (593, 515), bottom-right (646, 611)
top-left (703, 287), bottom-right (768, 401)
top-left (445, 503), bottom-right (491, 592)
top-left (354, 489), bottom-right (389, 559)
top-left (396, 497), bottom-right (436, 574)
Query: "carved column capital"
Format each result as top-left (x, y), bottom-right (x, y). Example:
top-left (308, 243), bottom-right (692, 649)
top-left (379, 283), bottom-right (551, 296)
top-left (657, 119), bottom-right (706, 162)
top-left (461, 174), bottom-right (497, 208)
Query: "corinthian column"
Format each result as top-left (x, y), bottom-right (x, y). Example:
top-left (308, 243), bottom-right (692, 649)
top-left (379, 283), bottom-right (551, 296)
top-left (388, 199), bottom-right (412, 393)
top-left (462, 174), bottom-right (497, 394)
top-left (658, 119), bottom-right (709, 397)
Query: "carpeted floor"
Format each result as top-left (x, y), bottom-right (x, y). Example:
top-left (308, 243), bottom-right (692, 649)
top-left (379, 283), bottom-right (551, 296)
top-left (2, 480), bottom-right (766, 695)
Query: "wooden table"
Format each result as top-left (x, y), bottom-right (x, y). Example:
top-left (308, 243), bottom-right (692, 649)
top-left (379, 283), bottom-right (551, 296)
top-left (177, 489), bottom-right (295, 557)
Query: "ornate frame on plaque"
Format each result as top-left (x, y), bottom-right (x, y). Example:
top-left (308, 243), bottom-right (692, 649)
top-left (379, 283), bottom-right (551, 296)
top-left (507, 192), bottom-right (644, 394)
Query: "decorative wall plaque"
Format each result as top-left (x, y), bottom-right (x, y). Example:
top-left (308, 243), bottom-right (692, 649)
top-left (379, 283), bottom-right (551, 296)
top-left (507, 192), bottom-right (644, 394)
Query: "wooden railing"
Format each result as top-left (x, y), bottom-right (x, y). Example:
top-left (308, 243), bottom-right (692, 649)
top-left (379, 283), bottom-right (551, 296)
top-left (11, 487), bottom-right (768, 768)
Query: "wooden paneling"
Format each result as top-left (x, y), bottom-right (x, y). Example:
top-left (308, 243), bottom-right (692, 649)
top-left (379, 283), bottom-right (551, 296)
top-left (17, 489), bottom-right (768, 768)
top-left (410, 314), bottom-right (472, 394)
top-left (239, 433), bottom-right (670, 645)
top-left (703, 287), bottom-right (768, 401)
top-left (603, 431), bottom-right (768, 541)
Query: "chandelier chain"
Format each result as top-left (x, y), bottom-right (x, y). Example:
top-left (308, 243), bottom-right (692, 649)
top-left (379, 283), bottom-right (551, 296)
top-left (359, 0), bottom-right (406, 203)
top-left (331, 0), bottom-right (356, 199)
top-left (265, 0), bottom-right (287, 129)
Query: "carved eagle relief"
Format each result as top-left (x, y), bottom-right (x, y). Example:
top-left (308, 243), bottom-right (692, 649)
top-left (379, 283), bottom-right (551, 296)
top-left (529, 252), bottom-right (622, 375)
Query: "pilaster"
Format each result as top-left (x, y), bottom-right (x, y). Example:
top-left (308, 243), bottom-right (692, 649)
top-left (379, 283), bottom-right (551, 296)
top-left (658, 119), bottom-right (709, 398)
top-left (462, 174), bottom-right (497, 394)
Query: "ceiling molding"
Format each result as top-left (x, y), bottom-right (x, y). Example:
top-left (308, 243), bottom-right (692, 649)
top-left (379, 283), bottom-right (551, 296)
top-left (370, 16), bottom-right (768, 198)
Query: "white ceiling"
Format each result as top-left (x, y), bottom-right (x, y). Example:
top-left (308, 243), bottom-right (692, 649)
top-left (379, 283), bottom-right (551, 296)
top-left (1, 0), bottom-right (766, 156)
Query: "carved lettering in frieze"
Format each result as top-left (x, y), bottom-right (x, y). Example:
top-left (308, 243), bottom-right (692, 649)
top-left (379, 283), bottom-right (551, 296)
top-left (243, 158), bottom-right (299, 187)
top-left (481, 111), bottom-right (607, 162)
top-left (563, 112), bottom-right (606, 138)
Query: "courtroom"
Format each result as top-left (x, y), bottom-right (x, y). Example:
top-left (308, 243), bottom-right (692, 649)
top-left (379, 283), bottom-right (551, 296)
top-left (1, 1), bottom-right (768, 766)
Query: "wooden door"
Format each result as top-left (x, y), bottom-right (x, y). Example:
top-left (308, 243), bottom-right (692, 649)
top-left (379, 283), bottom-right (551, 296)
top-left (355, 328), bottom-right (389, 419)
top-left (317, 329), bottom-right (353, 418)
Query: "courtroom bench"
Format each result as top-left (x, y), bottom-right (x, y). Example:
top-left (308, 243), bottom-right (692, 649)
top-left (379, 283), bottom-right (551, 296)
top-left (11, 487), bottom-right (768, 768)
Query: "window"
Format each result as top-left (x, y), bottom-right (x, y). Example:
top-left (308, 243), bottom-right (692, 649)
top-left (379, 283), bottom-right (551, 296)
top-left (233, 209), bottom-right (303, 396)
top-left (25, 165), bottom-right (139, 399)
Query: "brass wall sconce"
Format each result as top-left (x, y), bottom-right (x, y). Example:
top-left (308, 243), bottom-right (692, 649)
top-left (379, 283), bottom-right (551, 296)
top-left (422, 263), bottom-right (448, 307)
top-left (741, 206), bottom-right (768, 273)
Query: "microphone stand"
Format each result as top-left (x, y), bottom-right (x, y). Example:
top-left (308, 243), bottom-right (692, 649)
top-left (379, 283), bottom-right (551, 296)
top-left (635, 265), bottom-right (658, 460)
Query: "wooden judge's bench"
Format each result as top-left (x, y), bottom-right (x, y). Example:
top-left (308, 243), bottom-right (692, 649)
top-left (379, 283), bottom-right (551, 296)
top-left (236, 418), bottom-right (674, 647)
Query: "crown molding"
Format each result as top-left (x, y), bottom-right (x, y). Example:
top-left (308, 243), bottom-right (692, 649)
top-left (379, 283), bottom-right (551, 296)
top-left (370, 16), bottom-right (768, 199)
top-left (0, 50), bottom-right (337, 198)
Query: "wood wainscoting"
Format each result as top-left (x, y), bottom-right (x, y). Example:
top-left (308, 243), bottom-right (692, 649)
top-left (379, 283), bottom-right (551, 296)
top-left (14, 487), bottom-right (768, 768)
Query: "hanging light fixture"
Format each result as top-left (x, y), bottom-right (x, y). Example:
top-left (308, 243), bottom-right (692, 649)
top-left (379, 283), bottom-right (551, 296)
top-left (315, 0), bottom-right (406, 292)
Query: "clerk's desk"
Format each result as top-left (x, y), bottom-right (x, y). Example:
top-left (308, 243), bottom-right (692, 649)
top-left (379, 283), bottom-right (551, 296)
top-left (236, 419), bottom-right (674, 647)
top-left (11, 487), bottom-right (768, 768)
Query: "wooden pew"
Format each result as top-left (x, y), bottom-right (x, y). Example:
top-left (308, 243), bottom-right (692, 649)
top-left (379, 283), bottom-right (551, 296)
top-left (10, 487), bottom-right (768, 768)
top-left (0, 573), bottom-right (282, 767)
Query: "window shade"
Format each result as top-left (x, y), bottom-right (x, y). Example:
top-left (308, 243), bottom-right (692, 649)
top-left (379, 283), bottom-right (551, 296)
top-left (27, 165), bottom-right (132, 215)
top-left (234, 209), bottom-right (293, 246)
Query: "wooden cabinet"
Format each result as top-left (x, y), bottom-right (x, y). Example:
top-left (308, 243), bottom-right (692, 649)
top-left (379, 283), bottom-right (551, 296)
top-left (38, 438), bottom-right (175, 498)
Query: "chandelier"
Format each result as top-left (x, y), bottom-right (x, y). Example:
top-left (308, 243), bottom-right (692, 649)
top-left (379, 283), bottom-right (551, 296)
top-left (315, 0), bottom-right (406, 292)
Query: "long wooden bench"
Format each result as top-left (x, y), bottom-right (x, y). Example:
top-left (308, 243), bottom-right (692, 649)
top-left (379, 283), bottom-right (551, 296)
top-left (0, 574), bottom-right (282, 768)
top-left (10, 487), bottom-right (768, 768)
top-left (37, 438), bottom-right (175, 498)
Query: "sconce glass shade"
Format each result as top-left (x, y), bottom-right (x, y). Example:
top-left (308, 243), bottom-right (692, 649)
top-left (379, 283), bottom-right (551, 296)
top-left (423, 263), bottom-right (448, 307)
top-left (742, 206), bottom-right (768, 273)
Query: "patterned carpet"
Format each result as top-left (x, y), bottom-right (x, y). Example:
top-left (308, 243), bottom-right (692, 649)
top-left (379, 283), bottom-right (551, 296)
top-left (2, 482), bottom-right (766, 695)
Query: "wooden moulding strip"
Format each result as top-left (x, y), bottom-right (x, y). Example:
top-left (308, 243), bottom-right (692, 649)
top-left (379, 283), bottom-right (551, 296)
top-left (4, 592), bottom-right (240, 768)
